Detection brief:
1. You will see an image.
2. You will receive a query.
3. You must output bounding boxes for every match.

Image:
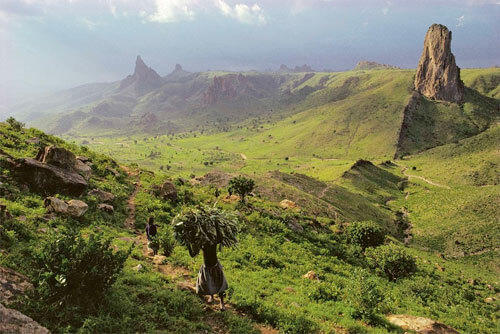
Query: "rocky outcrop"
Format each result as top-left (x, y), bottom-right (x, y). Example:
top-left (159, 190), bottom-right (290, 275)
top-left (15, 158), bottom-right (87, 196)
top-left (37, 146), bottom-right (76, 170)
top-left (414, 24), bottom-right (464, 103)
top-left (0, 304), bottom-right (50, 334)
top-left (203, 76), bottom-right (238, 105)
top-left (387, 314), bottom-right (459, 333)
top-left (98, 203), bottom-right (114, 213)
top-left (120, 56), bottom-right (162, 96)
top-left (0, 266), bottom-right (33, 304)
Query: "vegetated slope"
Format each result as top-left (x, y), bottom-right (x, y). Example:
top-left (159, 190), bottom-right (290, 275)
top-left (391, 125), bottom-right (500, 265)
top-left (0, 121), bottom-right (260, 333)
top-left (461, 67), bottom-right (500, 98)
top-left (394, 87), bottom-right (499, 158)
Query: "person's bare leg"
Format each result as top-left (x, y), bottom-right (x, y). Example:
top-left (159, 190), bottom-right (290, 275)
top-left (219, 294), bottom-right (226, 311)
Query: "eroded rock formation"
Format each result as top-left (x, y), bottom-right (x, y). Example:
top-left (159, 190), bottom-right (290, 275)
top-left (414, 24), bottom-right (464, 103)
top-left (120, 56), bottom-right (162, 95)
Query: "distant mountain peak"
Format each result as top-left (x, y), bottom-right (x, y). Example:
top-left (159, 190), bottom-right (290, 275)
top-left (120, 55), bottom-right (162, 95)
top-left (354, 61), bottom-right (399, 70)
top-left (174, 64), bottom-right (183, 72)
top-left (279, 64), bottom-right (314, 73)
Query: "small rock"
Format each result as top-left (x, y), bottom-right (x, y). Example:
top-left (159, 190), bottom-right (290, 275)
top-left (484, 297), bottom-right (496, 303)
top-left (160, 181), bottom-right (178, 201)
top-left (25, 137), bottom-right (40, 145)
top-left (88, 189), bottom-right (115, 202)
top-left (280, 199), bottom-right (298, 210)
top-left (97, 204), bottom-right (114, 213)
top-left (66, 200), bottom-right (88, 217)
top-left (284, 286), bottom-right (295, 293)
top-left (302, 271), bottom-right (319, 281)
top-left (435, 263), bottom-right (445, 272)
top-left (468, 279), bottom-right (477, 286)
top-left (44, 197), bottom-right (68, 214)
top-left (133, 264), bottom-right (144, 272)
top-left (76, 156), bottom-right (90, 163)
top-left (387, 314), bottom-right (459, 334)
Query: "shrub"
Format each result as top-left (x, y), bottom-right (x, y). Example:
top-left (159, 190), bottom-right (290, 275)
top-left (365, 243), bottom-right (417, 281)
top-left (158, 224), bottom-right (176, 256)
top-left (346, 221), bottom-right (385, 249)
top-left (6, 117), bottom-right (25, 131)
top-left (228, 176), bottom-right (255, 203)
top-left (345, 269), bottom-right (383, 320)
top-left (31, 229), bottom-right (130, 312)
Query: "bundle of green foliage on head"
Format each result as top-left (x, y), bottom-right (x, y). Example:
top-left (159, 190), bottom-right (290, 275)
top-left (173, 205), bottom-right (239, 257)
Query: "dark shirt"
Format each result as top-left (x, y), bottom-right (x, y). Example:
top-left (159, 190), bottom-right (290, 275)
top-left (146, 224), bottom-right (157, 240)
top-left (202, 244), bottom-right (218, 267)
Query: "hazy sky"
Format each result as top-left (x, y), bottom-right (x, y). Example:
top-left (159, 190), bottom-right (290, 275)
top-left (1, 0), bottom-right (499, 101)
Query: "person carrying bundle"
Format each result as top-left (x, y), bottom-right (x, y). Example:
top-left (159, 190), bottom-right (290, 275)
top-left (173, 205), bottom-right (239, 311)
top-left (145, 217), bottom-right (158, 255)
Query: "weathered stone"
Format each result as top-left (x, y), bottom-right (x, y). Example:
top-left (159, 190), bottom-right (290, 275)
top-left (0, 266), bottom-right (33, 304)
top-left (133, 264), bottom-right (144, 272)
top-left (74, 159), bottom-right (92, 180)
top-left (414, 24), bottom-right (464, 103)
top-left (76, 156), bottom-right (90, 163)
top-left (280, 199), bottom-right (297, 209)
top-left (387, 314), bottom-right (459, 333)
top-left (98, 203), bottom-right (114, 213)
top-left (37, 146), bottom-right (76, 170)
top-left (302, 271), bottom-right (319, 281)
top-left (44, 197), bottom-right (68, 214)
top-left (66, 200), bottom-right (88, 217)
top-left (160, 181), bottom-right (178, 201)
top-left (15, 158), bottom-right (87, 196)
top-left (0, 304), bottom-right (50, 334)
top-left (89, 189), bottom-right (115, 202)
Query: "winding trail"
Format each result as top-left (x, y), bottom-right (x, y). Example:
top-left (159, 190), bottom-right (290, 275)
top-left (122, 167), bottom-right (277, 334)
top-left (400, 166), bottom-right (450, 189)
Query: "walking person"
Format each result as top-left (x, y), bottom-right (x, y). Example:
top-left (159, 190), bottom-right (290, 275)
top-left (197, 243), bottom-right (228, 311)
top-left (146, 217), bottom-right (158, 255)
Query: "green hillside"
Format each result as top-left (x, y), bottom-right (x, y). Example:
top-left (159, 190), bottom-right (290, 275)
top-left (2, 119), bottom-right (499, 333)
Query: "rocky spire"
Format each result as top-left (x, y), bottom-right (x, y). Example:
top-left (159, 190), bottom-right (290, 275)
top-left (414, 24), bottom-right (464, 103)
top-left (120, 55), bottom-right (162, 95)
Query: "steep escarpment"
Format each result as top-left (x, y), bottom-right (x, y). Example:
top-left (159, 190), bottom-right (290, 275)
top-left (414, 24), bottom-right (464, 103)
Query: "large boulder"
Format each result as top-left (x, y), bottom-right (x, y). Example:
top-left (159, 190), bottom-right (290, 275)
top-left (160, 181), bottom-right (178, 201)
top-left (37, 146), bottom-right (76, 170)
top-left (88, 189), bottom-right (115, 202)
top-left (414, 24), bottom-right (464, 103)
top-left (387, 314), bottom-right (459, 333)
top-left (97, 203), bottom-right (114, 213)
top-left (74, 159), bottom-right (92, 180)
top-left (0, 304), bottom-right (50, 334)
top-left (15, 158), bottom-right (87, 196)
top-left (0, 266), bottom-right (33, 304)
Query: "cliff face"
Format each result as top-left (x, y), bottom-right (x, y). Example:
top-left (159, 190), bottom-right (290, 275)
top-left (414, 24), bottom-right (464, 103)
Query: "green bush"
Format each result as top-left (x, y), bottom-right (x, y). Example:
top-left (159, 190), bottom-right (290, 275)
top-left (345, 269), bottom-right (383, 320)
top-left (346, 221), bottom-right (385, 249)
top-left (365, 243), bottom-right (417, 281)
top-left (6, 117), bottom-right (25, 131)
top-left (31, 229), bottom-right (130, 313)
top-left (228, 176), bottom-right (255, 203)
top-left (158, 224), bottom-right (176, 256)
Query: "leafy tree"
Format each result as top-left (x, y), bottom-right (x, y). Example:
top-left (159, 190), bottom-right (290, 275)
top-left (228, 176), bottom-right (255, 203)
top-left (365, 243), bottom-right (417, 281)
top-left (346, 221), bottom-right (385, 250)
top-left (6, 117), bottom-right (25, 131)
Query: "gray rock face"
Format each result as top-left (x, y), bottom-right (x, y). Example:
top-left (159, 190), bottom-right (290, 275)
top-left (15, 158), bottom-right (88, 196)
top-left (37, 146), bottom-right (76, 170)
top-left (0, 304), bottom-right (50, 334)
top-left (414, 24), bottom-right (464, 103)
top-left (0, 266), bottom-right (33, 304)
top-left (44, 197), bottom-right (88, 217)
top-left (160, 181), bottom-right (178, 201)
top-left (387, 314), bottom-right (459, 334)
top-left (88, 189), bottom-right (115, 202)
